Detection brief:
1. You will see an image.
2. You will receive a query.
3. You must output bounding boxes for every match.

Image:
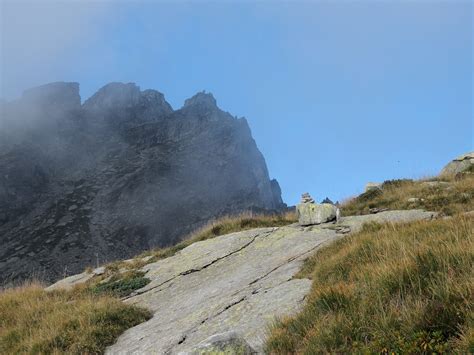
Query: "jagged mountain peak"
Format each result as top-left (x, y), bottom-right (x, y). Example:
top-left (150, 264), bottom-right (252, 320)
top-left (83, 82), bottom-right (141, 110)
top-left (0, 81), bottom-right (285, 284)
top-left (183, 91), bottom-right (217, 109)
top-left (82, 82), bottom-right (173, 122)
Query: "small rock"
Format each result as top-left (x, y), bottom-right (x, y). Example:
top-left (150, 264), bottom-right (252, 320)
top-left (407, 197), bottom-right (424, 203)
top-left (68, 205), bottom-right (78, 211)
top-left (321, 197), bottom-right (334, 204)
top-left (182, 331), bottom-right (255, 355)
top-left (141, 255), bottom-right (154, 263)
top-left (365, 182), bottom-right (382, 192)
top-left (93, 266), bottom-right (105, 275)
top-left (369, 207), bottom-right (389, 214)
top-left (300, 192), bottom-right (315, 204)
top-left (46, 218), bottom-right (55, 224)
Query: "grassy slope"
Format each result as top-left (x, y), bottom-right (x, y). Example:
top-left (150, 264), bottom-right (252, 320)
top-left (341, 174), bottom-right (473, 216)
top-left (267, 175), bottom-right (474, 354)
top-left (0, 283), bottom-right (151, 354)
top-left (0, 212), bottom-right (297, 354)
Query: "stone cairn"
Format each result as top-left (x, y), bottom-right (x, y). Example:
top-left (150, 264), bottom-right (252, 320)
top-left (297, 192), bottom-right (339, 226)
top-left (300, 192), bottom-right (315, 204)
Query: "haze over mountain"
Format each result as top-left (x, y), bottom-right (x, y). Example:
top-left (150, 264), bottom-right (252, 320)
top-left (0, 82), bottom-right (285, 284)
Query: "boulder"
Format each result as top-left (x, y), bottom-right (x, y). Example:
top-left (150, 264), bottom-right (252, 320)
top-left (297, 202), bottom-right (337, 226)
top-left (440, 152), bottom-right (474, 176)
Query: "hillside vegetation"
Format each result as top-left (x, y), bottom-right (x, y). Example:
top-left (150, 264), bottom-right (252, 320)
top-left (342, 173), bottom-right (473, 216)
top-left (0, 283), bottom-right (151, 354)
top-left (267, 174), bottom-right (474, 354)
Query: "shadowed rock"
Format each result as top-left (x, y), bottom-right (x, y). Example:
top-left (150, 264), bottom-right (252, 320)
top-left (0, 82), bottom-right (286, 285)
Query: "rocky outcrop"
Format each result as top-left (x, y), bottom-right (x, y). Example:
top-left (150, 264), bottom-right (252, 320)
top-left (47, 209), bottom-right (437, 354)
top-left (440, 152), bottom-right (474, 176)
top-left (0, 82), bottom-right (285, 285)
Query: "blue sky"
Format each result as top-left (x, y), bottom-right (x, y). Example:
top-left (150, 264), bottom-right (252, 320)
top-left (1, 0), bottom-right (472, 205)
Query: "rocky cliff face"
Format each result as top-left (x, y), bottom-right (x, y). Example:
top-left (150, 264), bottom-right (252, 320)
top-left (0, 82), bottom-right (285, 285)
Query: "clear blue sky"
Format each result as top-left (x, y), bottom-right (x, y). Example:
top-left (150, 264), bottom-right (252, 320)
top-left (1, 1), bottom-right (472, 205)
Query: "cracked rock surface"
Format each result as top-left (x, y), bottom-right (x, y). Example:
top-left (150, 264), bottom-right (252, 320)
top-left (104, 209), bottom-right (437, 354)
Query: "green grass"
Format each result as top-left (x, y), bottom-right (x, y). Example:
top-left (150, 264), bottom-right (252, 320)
top-left (0, 282), bottom-right (151, 354)
top-left (341, 174), bottom-right (474, 216)
top-left (266, 215), bottom-right (474, 354)
top-left (89, 271), bottom-right (150, 298)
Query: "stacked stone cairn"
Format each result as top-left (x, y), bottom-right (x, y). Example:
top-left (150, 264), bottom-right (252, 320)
top-left (301, 192), bottom-right (315, 204)
top-left (296, 192), bottom-right (338, 226)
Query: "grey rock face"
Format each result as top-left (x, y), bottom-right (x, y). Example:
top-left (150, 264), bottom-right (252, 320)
top-left (440, 152), bottom-right (474, 176)
top-left (0, 82), bottom-right (285, 285)
top-left (92, 209), bottom-right (437, 354)
top-left (105, 226), bottom-right (335, 354)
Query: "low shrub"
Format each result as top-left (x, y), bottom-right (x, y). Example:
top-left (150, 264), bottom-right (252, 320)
top-left (90, 271), bottom-right (150, 298)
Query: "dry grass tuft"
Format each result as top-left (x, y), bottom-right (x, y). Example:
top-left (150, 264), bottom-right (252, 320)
top-left (0, 281), bottom-right (151, 354)
top-left (266, 215), bottom-right (474, 354)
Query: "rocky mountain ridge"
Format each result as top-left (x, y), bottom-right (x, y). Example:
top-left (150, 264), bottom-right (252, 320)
top-left (0, 82), bottom-right (285, 284)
